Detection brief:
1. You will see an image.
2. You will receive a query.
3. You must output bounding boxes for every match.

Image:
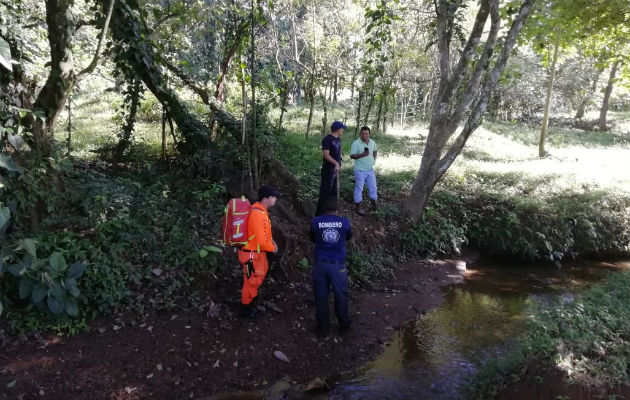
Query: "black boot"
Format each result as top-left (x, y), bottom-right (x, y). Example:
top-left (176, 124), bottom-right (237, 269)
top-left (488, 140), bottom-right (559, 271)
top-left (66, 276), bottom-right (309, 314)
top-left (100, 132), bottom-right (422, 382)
top-left (370, 199), bottom-right (377, 211)
top-left (355, 202), bottom-right (366, 216)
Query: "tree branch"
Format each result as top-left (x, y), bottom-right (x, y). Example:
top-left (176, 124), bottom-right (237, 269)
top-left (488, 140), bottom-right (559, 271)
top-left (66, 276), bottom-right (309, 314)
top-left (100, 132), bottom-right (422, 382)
top-left (76, 0), bottom-right (115, 79)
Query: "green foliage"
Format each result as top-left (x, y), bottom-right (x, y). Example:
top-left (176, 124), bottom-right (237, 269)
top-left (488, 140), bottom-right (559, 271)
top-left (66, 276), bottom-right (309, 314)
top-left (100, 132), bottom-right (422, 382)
top-left (0, 162), bottom-right (227, 334)
top-left (400, 191), bottom-right (468, 258)
top-left (346, 245), bottom-right (395, 287)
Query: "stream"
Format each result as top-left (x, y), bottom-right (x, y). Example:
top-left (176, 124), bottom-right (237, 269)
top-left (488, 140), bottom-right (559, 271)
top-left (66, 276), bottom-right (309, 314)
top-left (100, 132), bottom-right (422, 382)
top-left (311, 258), bottom-right (630, 400)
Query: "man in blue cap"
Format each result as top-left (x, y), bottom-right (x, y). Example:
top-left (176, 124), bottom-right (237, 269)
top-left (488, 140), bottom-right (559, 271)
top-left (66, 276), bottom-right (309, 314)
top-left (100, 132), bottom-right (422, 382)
top-left (316, 120), bottom-right (346, 216)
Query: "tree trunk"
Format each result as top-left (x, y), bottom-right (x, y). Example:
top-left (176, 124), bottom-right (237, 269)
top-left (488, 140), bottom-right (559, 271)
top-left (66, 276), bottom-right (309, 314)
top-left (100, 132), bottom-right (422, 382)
top-left (113, 78), bottom-right (141, 161)
top-left (66, 95), bottom-right (72, 155)
top-left (108, 0), bottom-right (212, 154)
top-left (363, 87), bottom-right (375, 127)
top-left (354, 90), bottom-right (363, 137)
top-left (404, 0), bottom-right (535, 222)
top-left (575, 69), bottom-right (601, 119)
top-left (161, 106), bottom-right (167, 160)
top-left (538, 37), bottom-right (560, 158)
top-left (320, 87), bottom-right (328, 135)
top-left (250, 0), bottom-right (259, 188)
top-left (599, 61), bottom-right (619, 131)
top-left (32, 0), bottom-right (76, 155)
top-left (277, 79), bottom-right (289, 131)
top-left (305, 73), bottom-right (315, 138)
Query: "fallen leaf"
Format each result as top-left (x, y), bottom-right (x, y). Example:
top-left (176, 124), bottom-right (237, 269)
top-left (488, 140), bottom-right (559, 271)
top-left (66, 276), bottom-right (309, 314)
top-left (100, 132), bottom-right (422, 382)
top-left (6, 380), bottom-right (16, 388)
top-left (156, 363), bottom-right (163, 371)
top-left (212, 360), bottom-right (220, 368)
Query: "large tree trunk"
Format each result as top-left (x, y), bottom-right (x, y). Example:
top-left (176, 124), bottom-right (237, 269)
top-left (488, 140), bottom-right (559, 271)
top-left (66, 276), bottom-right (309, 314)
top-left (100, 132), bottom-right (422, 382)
top-left (108, 0), bottom-right (211, 153)
top-left (575, 68), bottom-right (601, 119)
top-left (32, 0), bottom-right (76, 155)
top-left (538, 37), bottom-right (560, 158)
top-left (599, 61), bottom-right (619, 131)
top-left (113, 78), bottom-right (142, 161)
top-left (404, 0), bottom-right (535, 222)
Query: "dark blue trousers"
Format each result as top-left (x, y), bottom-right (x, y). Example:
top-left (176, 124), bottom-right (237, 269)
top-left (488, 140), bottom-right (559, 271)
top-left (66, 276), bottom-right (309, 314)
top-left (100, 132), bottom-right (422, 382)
top-left (316, 169), bottom-right (338, 216)
top-left (311, 260), bottom-right (350, 335)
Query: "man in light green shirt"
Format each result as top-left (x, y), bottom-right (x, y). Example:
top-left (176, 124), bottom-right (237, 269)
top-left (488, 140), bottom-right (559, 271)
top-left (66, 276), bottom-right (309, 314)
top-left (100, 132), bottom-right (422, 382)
top-left (349, 126), bottom-right (378, 215)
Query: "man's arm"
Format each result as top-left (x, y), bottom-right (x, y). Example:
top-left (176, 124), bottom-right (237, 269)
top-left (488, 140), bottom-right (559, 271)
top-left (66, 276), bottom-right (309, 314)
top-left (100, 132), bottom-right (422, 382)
top-left (250, 212), bottom-right (276, 252)
top-left (373, 150), bottom-right (377, 160)
top-left (350, 141), bottom-right (368, 160)
top-left (322, 150), bottom-right (340, 172)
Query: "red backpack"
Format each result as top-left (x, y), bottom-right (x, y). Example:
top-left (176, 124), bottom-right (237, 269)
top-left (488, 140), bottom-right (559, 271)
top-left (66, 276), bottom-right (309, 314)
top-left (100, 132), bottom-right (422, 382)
top-left (221, 197), bottom-right (252, 247)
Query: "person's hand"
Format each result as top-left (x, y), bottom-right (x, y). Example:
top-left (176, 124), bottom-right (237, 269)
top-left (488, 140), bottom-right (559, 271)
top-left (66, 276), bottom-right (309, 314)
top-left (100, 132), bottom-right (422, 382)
top-left (334, 163), bottom-right (340, 173)
top-left (363, 149), bottom-right (369, 157)
top-left (272, 241), bottom-right (278, 254)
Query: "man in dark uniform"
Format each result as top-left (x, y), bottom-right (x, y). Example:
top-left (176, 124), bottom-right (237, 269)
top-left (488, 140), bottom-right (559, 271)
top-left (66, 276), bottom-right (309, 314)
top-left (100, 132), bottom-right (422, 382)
top-left (309, 196), bottom-right (353, 338)
top-left (315, 121), bottom-right (346, 216)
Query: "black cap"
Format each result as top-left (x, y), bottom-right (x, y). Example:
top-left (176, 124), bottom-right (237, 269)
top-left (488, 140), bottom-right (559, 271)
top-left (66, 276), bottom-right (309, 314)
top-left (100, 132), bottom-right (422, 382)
top-left (258, 184), bottom-right (281, 201)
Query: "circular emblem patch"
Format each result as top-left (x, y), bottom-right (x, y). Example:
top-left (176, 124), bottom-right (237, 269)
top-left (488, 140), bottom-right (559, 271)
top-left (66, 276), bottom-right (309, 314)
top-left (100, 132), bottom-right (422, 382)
top-left (322, 228), bottom-right (340, 243)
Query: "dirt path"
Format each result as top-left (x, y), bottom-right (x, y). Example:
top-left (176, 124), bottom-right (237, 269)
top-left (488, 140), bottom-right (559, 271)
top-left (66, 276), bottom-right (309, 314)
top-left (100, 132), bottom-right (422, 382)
top-left (0, 260), bottom-right (461, 400)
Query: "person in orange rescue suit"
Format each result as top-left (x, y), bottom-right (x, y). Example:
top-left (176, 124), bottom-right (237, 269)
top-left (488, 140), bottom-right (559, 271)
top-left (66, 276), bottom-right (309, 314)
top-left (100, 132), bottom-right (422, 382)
top-left (238, 185), bottom-right (280, 318)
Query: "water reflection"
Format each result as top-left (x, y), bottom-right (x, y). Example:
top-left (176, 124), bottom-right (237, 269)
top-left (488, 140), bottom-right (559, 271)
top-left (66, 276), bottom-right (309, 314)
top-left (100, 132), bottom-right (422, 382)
top-left (323, 259), bottom-right (629, 400)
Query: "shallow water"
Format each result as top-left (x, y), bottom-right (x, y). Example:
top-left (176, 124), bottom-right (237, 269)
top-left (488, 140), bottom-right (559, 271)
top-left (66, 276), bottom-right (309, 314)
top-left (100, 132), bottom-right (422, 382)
top-left (318, 259), bottom-right (630, 400)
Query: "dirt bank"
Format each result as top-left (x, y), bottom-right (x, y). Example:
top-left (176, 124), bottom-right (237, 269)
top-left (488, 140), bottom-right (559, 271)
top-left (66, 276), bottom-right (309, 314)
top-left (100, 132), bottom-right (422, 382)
top-left (0, 260), bottom-right (461, 400)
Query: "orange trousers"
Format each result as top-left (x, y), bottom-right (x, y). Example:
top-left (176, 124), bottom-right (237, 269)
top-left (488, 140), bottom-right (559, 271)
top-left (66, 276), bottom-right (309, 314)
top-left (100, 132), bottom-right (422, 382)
top-left (238, 250), bottom-right (269, 305)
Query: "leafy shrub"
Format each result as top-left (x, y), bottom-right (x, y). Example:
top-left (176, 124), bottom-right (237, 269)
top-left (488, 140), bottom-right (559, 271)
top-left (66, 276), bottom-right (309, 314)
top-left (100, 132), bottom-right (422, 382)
top-left (346, 245), bottom-right (395, 287)
top-left (400, 190), bottom-right (469, 258)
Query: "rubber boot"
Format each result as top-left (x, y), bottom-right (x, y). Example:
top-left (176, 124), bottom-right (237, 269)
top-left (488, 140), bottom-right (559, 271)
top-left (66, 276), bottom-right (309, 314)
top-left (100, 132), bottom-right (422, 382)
top-left (355, 202), bottom-right (366, 216)
top-left (370, 199), bottom-right (378, 211)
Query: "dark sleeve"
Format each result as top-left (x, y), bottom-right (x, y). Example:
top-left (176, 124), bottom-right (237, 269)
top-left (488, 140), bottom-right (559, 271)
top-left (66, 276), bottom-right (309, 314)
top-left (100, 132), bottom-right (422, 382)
top-left (322, 136), bottom-right (331, 151)
top-left (345, 218), bottom-right (353, 241)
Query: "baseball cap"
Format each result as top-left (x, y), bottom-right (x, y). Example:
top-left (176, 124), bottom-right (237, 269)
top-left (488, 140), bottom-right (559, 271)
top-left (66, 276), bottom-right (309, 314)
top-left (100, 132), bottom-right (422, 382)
top-left (331, 121), bottom-right (347, 131)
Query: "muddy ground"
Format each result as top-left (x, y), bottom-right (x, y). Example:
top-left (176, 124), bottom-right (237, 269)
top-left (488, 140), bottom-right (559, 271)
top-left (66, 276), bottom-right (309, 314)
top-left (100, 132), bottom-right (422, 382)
top-left (0, 260), bottom-right (462, 400)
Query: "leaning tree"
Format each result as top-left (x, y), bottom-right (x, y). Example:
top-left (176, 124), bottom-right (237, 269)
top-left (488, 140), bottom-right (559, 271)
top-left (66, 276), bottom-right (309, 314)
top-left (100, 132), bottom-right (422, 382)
top-left (404, 0), bottom-right (535, 222)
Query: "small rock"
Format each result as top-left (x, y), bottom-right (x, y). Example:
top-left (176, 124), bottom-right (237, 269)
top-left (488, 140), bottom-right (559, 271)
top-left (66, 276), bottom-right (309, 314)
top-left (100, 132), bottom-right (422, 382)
top-left (273, 350), bottom-right (290, 363)
top-left (305, 377), bottom-right (328, 392)
top-left (156, 363), bottom-right (163, 371)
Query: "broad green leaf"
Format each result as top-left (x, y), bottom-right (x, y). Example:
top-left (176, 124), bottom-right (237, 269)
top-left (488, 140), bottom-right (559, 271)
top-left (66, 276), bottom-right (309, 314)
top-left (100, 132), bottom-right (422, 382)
top-left (0, 206), bottom-right (9, 231)
top-left (205, 245), bottom-right (223, 253)
top-left (67, 262), bottom-right (87, 279)
top-left (7, 263), bottom-right (24, 277)
top-left (50, 283), bottom-right (64, 300)
top-left (47, 295), bottom-right (64, 314)
top-left (18, 109), bottom-right (28, 119)
top-left (0, 37), bottom-right (11, 72)
top-left (64, 297), bottom-right (78, 316)
top-left (19, 278), bottom-right (34, 299)
top-left (64, 277), bottom-right (80, 297)
top-left (32, 283), bottom-right (47, 303)
top-left (49, 252), bottom-right (67, 272)
top-left (33, 110), bottom-right (46, 123)
top-left (22, 238), bottom-right (36, 258)
top-left (0, 153), bottom-right (23, 172)
top-left (199, 249), bottom-right (208, 258)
